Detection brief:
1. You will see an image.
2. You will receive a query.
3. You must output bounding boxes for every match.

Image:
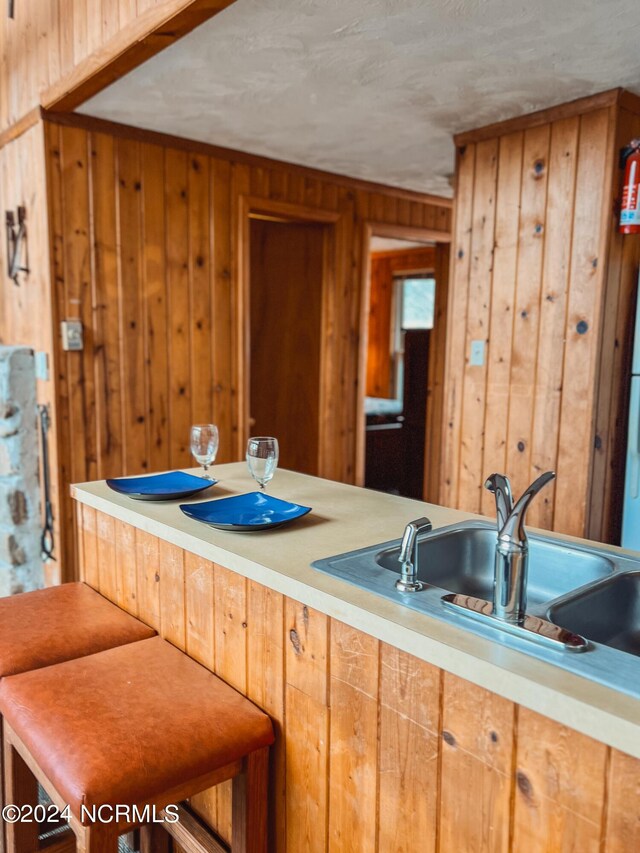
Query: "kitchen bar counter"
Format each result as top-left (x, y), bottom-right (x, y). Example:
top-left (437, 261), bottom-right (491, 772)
top-left (72, 463), bottom-right (640, 753)
top-left (72, 464), bottom-right (640, 852)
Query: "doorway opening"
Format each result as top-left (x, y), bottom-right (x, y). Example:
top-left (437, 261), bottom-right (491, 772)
top-left (248, 214), bottom-right (328, 476)
top-left (360, 232), bottom-right (450, 501)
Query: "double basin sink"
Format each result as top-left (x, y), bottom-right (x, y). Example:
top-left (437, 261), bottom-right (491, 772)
top-left (312, 521), bottom-right (640, 695)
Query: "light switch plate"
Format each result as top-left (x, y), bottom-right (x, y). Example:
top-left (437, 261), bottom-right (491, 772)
top-left (470, 339), bottom-right (485, 366)
top-left (61, 319), bottom-right (83, 351)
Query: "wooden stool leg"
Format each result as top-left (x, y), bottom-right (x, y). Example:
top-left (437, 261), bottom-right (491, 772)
top-left (231, 747), bottom-right (269, 853)
top-left (139, 823), bottom-right (171, 853)
top-left (0, 716), bottom-right (6, 853)
top-left (76, 824), bottom-right (119, 853)
top-left (3, 735), bottom-right (39, 853)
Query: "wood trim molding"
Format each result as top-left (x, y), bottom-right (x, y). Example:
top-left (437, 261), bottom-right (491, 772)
top-left (365, 220), bottom-right (452, 243)
top-left (0, 107), bottom-right (42, 150)
top-left (454, 88), bottom-right (623, 145)
top-left (41, 0), bottom-right (238, 113)
top-left (619, 88), bottom-right (640, 117)
top-left (41, 110), bottom-right (453, 208)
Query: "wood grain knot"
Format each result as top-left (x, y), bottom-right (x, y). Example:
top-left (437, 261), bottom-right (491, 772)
top-left (289, 628), bottom-right (302, 655)
top-left (442, 730), bottom-right (456, 747)
top-left (517, 441), bottom-right (526, 452)
top-left (576, 320), bottom-right (589, 335)
top-left (490, 730), bottom-right (499, 743)
top-left (516, 770), bottom-right (534, 801)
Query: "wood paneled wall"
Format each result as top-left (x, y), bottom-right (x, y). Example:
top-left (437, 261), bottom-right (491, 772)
top-left (77, 503), bottom-right (640, 853)
top-left (442, 90), bottom-right (640, 540)
top-left (365, 246), bottom-right (435, 398)
top-left (0, 123), bottom-right (60, 582)
top-left (0, 0), bottom-right (234, 134)
top-left (45, 114), bottom-right (451, 578)
top-left (589, 101), bottom-right (640, 543)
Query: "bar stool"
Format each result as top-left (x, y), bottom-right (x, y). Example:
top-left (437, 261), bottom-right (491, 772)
top-left (0, 636), bottom-right (274, 853)
top-left (0, 583), bottom-right (156, 853)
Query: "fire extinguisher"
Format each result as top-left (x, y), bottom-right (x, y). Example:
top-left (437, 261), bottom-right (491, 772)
top-left (620, 139), bottom-right (640, 234)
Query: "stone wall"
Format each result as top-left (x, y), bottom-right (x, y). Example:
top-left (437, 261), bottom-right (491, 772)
top-left (0, 346), bottom-right (42, 595)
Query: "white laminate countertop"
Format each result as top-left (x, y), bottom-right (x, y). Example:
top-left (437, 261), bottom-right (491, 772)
top-left (72, 463), bottom-right (640, 756)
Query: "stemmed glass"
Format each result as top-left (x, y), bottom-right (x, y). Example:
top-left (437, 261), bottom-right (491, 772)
top-left (246, 437), bottom-right (279, 491)
top-left (190, 424), bottom-right (219, 479)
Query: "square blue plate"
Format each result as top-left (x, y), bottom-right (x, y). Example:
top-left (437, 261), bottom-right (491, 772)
top-left (106, 471), bottom-right (216, 501)
top-left (179, 491), bottom-right (312, 531)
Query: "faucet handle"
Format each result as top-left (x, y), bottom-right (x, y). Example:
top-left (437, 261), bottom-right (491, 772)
top-left (484, 473), bottom-right (513, 530)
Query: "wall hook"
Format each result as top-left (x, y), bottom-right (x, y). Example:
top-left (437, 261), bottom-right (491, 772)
top-left (5, 205), bottom-right (29, 285)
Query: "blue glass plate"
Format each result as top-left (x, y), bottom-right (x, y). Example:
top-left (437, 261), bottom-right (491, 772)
top-left (180, 491), bottom-right (312, 531)
top-left (106, 471), bottom-right (216, 501)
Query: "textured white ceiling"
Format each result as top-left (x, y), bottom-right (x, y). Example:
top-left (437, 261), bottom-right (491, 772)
top-left (78, 0), bottom-right (640, 197)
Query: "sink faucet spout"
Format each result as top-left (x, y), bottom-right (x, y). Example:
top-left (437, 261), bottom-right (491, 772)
top-left (485, 471), bottom-right (556, 623)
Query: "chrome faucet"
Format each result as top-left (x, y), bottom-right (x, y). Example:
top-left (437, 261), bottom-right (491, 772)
top-left (485, 471), bottom-right (556, 623)
top-left (396, 517), bottom-right (432, 592)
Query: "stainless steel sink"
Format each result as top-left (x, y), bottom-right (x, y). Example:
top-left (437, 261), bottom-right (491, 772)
top-left (549, 572), bottom-right (640, 657)
top-left (375, 525), bottom-right (613, 606)
top-left (312, 520), bottom-right (640, 697)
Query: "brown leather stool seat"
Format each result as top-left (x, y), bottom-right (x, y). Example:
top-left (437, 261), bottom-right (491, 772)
top-left (1, 636), bottom-right (274, 853)
top-left (0, 582), bottom-right (156, 853)
top-left (0, 583), bottom-right (156, 678)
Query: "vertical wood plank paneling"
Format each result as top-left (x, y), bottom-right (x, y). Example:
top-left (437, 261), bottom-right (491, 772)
top-left (135, 530), bottom-right (161, 631)
top-left (117, 137), bottom-right (147, 474)
top-left (141, 142), bottom-right (170, 474)
top-left (159, 541), bottom-right (186, 650)
top-left (604, 748), bottom-right (640, 851)
top-left (90, 130), bottom-right (123, 480)
top-left (441, 143), bottom-right (475, 509)
top-left (458, 139), bottom-right (498, 512)
top-left (60, 126), bottom-right (95, 486)
top-left (185, 550), bottom-right (218, 838)
top-left (377, 645), bottom-right (440, 853)
top-left (479, 132), bottom-right (523, 515)
top-left (328, 621), bottom-right (379, 853)
top-left (188, 154), bottom-right (214, 425)
top-left (512, 708), bottom-right (608, 851)
top-left (439, 673), bottom-right (514, 853)
top-left (285, 600), bottom-right (328, 706)
top-left (284, 683), bottom-right (329, 853)
top-left (246, 582), bottom-right (285, 851)
top-left (504, 124), bottom-right (550, 498)
top-left (114, 518), bottom-right (137, 614)
top-left (213, 564), bottom-right (247, 844)
top-left (284, 600), bottom-right (329, 853)
top-left (554, 108), bottom-right (612, 536)
top-left (184, 552), bottom-right (214, 668)
top-left (165, 149), bottom-right (192, 468)
top-left (211, 158), bottom-right (234, 462)
top-left (96, 511), bottom-right (116, 600)
top-left (527, 116), bottom-right (579, 529)
top-left (80, 505), bottom-right (98, 588)
top-left (589, 106), bottom-right (640, 543)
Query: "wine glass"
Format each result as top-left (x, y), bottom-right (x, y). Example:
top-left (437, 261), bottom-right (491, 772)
top-left (246, 437), bottom-right (279, 491)
top-left (190, 424), bottom-right (219, 479)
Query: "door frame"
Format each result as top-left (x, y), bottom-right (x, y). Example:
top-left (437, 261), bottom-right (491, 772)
top-left (236, 195), bottom-right (340, 472)
top-left (356, 221), bottom-right (451, 499)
